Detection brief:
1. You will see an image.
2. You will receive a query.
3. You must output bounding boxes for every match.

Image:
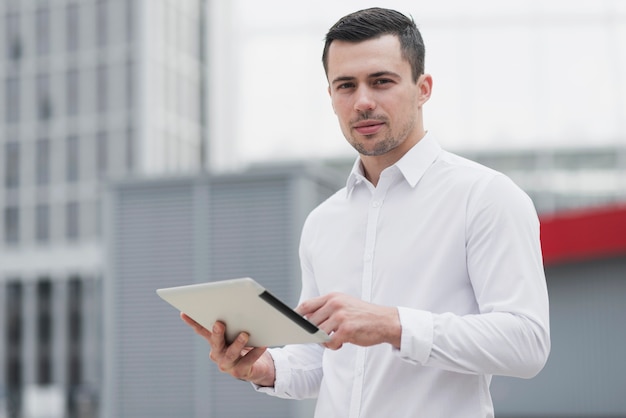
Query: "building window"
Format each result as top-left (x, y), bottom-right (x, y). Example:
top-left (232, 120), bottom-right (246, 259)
top-left (67, 277), bottom-right (82, 387)
top-left (37, 279), bottom-right (53, 384)
top-left (66, 4), bottom-right (79, 52)
top-left (5, 142), bottom-right (20, 188)
top-left (66, 201), bottom-right (79, 240)
top-left (5, 77), bottom-right (20, 123)
top-left (36, 138), bottom-right (50, 186)
top-left (5, 280), bottom-right (23, 417)
top-left (97, 131), bottom-right (108, 178)
top-left (6, 281), bottom-right (23, 384)
top-left (66, 135), bottom-right (79, 182)
top-left (5, 11), bottom-right (22, 60)
top-left (96, 65), bottom-right (108, 113)
top-left (37, 73), bottom-right (52, 120)
top-left (66, 68), bottom-right (79, 116)
top-left (35, 204), bottom-right (50, 243)
top-left (36, 6), bottom-right (50, 55)
top-left (4, 207), bottom-right (19, 244)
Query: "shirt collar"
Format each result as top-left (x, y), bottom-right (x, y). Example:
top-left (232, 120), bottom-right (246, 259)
top-left (345, 132), bottom-right (442, 196)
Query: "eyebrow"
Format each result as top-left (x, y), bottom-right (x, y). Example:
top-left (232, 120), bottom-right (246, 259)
top-left (331, 76), bottom-right (356, 85)
top-left (370, 71), bottom-right (401, 79)
top-left (331, 71), bottom-right (402, 86)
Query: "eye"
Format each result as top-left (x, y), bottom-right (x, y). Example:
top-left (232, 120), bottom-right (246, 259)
top-left (373, 78), bottom-right (393, 86)
top-left (336, 82), bottom-right (355, 90)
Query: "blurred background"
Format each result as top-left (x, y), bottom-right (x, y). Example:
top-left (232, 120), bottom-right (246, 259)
top-left (0, 0), bottom-right (625, 417)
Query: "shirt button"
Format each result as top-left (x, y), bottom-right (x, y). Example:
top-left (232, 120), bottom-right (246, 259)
top-left (372, 200), bottom-right (381, 208)
top-left (364, 253), bottom-right (373, 261)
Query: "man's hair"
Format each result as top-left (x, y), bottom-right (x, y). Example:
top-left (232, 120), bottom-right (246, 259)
top-left (322, 7), bottom-right (425, 83)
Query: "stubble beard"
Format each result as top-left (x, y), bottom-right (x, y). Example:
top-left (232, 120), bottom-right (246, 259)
top-left (350, 134), bottom-right (399, 156)
top-left (347, 112), bottom-right (415, 157)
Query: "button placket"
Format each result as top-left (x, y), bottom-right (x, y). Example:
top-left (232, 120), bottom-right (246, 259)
top-left (349, 172), bottom-right (395, 418)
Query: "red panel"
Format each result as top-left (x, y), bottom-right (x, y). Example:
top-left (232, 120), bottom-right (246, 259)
top-left (540, 204), bottom-right (626, 265)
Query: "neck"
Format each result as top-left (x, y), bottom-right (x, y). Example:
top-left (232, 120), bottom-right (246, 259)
top-left (359, 154), bottom-right (395, 187)
top-left (360, 130), bottom-right (427, 187)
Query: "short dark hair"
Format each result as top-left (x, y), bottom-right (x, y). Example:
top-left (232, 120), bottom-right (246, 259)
top-left (322, 7), bottom-right (426, 82)
top-left (322, 7), bottom-right (425, 83)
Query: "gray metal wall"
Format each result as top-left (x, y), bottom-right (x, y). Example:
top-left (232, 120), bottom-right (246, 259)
top-left (103, 165), bottom-right (342, 418)
top-left (492, 256), bottom-right (626, 417)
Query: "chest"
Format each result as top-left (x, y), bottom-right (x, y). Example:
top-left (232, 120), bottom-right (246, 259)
top-left (306, 183), bottom-right (475, 312)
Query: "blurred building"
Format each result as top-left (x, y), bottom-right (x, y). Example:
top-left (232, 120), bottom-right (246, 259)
top-left (0, 0), bottom-right (208, 416)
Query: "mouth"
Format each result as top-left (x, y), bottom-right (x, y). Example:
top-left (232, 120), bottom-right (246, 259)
top-left (352, 120), bottom-right (385, 136)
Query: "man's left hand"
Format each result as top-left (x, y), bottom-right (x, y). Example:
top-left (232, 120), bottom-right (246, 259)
top-left (296, 293), bottom-right (401, 350)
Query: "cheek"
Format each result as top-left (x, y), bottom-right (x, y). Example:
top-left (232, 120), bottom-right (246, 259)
top-left (332, 100), bottom-right (352, 123)
top-left (393, 94), bottom-right (418, 120)
top-left (331, 93), bottom-right (352, 111)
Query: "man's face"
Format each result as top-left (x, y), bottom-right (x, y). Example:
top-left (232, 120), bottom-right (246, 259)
top-left (326, 34), bottom-right (429, 158)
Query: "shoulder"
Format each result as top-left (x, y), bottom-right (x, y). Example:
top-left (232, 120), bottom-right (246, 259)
top-left (306, 186), bottom-right (348, 220)
top-left (433, 150), bottom-right (537, 217)
top-left (301, 186), bottom-right (348, 230)
top-left (436, 150), bottom-right (499, 180)
top-left (434, 151), bottom-right (523, 192)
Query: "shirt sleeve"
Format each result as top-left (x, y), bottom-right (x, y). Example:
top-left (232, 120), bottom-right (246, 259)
top-left (253, 343), bottom-right (325, 399)
top-left (395, 174), bottom-right (551, 379)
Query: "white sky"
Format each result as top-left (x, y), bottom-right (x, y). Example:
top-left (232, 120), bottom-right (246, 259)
top-left (208, 0), bottom-right (626, 171)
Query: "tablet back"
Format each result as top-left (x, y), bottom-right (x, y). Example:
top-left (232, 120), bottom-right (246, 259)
top-left (156, 277), bottom-right (329, 347)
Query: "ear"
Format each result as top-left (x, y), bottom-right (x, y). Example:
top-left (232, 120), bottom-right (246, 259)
top-left (417, 74), bottom-right (433, 107)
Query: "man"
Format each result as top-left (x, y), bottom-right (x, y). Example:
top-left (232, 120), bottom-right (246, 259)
top-left (182, 7), bottom-right (550, 417)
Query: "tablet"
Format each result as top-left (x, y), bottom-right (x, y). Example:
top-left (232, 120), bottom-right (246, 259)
top-left (156, 277), bottom-right (330, 347)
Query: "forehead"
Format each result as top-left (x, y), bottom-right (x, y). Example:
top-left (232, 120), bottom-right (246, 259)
top-left (326, 34), bottom-right (409, 80)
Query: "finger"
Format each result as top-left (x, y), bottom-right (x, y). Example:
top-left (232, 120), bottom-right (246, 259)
top-left (227, 346), bottom-right (267, 381)
top-left (181, 313), bottom-right (213, 340)
top-left (324, 338), bottom-right (344, 351)
top-left (181, 312), bottom-right (199, 328)
top-left (316, 315), bottom-right (340, 340)
top-left (302, 299), bottom-right (336, 330)
top-left (222, 332), bottom-right (250, 366)
top-left (237, 347), bottom-right (267, 370)
top-left (210, 321), bottom-right (227, 353)
top-left (321, 323), bottom-right (345, 350)
top-left (295, 294), bottom-right (328, 316)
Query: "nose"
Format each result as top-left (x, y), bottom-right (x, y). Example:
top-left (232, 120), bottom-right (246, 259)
top-left (354, 86), bottom-right (376, 113)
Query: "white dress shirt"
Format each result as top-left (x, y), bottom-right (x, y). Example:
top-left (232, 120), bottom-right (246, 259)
top-left (256, 133), bottom-right (550, 418)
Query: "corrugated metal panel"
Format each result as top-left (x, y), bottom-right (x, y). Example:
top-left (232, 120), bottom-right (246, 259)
top-left (209, 177), bottom-right (293, 298)
top-left (106, 168), bottom-right (342, 418)
top-left (112, 184), bottom-right (197, 418)
top-left (207, 175), bottom-right (298, 418)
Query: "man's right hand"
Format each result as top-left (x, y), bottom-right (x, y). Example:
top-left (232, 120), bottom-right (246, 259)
top-left (180, 312), bottom-right (276, 387)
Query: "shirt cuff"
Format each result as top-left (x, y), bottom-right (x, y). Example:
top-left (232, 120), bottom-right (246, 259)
top-left (251, 348), bottom-right (290, 396)
top-left (395, 307), bottom-right (434, 364)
